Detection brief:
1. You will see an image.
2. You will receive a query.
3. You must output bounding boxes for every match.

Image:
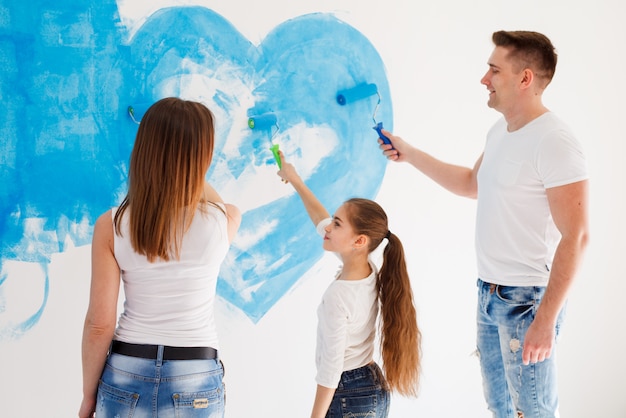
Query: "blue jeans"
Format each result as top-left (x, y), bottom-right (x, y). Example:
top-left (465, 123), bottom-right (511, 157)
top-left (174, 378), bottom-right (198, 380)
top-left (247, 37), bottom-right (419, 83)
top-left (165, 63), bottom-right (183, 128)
top-left (97, 347), bottom-right (225, 417)
top-left (325, 362), bottom-right (390, 418)
top-left (476, 279), bottom-right (564, 418)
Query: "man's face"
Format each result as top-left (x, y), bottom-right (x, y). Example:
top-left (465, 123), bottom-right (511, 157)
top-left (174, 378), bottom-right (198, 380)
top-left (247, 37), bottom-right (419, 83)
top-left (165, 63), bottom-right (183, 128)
top-left (480, 46), bottom-right (523, 113)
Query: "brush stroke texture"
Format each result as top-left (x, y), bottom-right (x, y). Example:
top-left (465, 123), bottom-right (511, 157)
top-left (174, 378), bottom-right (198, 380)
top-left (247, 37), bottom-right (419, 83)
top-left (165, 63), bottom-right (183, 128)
top-left (0, 1), bottom-right (391, 336)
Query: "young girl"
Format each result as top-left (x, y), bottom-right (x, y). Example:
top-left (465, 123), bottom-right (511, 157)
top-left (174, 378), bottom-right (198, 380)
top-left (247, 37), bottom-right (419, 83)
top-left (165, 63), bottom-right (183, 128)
top-left (277, 152), bottom-right (421, 418)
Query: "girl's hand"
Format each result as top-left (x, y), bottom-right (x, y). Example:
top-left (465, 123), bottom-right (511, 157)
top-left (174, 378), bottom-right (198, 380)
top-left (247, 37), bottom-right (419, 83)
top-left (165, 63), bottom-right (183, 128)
top-left (276, 151), bottom-right (300, 185)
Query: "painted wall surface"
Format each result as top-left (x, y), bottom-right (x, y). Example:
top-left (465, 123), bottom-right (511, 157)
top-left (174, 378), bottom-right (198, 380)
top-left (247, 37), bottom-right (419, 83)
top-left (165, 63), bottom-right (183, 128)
top-left (1, 0), bottom-right (624, 417)
top-left (0, 0), bottom-right (392, 331)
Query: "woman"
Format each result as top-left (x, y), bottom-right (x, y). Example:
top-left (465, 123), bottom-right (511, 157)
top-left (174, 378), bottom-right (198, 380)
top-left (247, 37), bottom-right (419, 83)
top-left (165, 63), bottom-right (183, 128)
top-left (79, 97), bottom-right (241, 417)
top-left (277, 151), bottom-right (421, 418)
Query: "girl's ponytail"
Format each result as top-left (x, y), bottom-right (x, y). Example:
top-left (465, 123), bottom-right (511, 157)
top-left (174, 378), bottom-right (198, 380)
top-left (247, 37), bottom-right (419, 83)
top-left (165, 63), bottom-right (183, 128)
top-left (343, 198), bottom-right (421, 396)
top-left (378, 232), bottom-right (421, 396)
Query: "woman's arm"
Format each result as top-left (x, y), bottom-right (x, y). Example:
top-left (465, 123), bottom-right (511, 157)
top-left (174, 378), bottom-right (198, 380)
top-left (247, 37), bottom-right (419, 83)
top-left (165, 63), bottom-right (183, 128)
top-left (79, 211), bottom-right (121, 418)
top-left (203, 182), bottom-right (241, 243)
top-left (223, 203), bottom-right (241, 243)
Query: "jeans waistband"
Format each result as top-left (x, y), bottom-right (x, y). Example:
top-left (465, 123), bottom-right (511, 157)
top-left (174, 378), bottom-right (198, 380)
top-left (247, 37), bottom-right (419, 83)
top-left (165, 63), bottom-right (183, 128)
top-left (339, 362), bottom-right (385, 385)
top-left (111, 340), bottom-right (217, 360)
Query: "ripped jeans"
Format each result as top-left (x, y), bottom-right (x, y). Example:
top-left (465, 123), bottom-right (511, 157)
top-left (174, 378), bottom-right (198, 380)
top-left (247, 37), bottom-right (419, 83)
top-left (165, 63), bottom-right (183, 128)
top-left (476, 279), bottom-right (564, 418)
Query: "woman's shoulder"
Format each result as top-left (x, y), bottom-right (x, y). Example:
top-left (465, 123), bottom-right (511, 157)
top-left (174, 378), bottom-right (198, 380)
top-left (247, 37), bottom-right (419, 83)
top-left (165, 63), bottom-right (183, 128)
top-left (92, 209), bottom-right (115, 246)
top-left (96, 209), bottom-right (114, 226)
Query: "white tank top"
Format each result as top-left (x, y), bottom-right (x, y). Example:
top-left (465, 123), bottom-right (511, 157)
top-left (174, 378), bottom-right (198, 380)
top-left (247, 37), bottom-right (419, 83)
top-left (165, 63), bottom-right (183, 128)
top-left (112, 203), bottom-right (229, 348)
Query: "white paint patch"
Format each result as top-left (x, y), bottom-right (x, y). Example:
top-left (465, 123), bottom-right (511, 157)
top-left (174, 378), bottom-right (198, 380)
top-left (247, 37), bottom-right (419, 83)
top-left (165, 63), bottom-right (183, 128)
top-left (0, 260), bottom-right (47, 329)
top-left (218, 122), bottom-right (339, 213)
top-left (234, 219), bottom-right (278, 251)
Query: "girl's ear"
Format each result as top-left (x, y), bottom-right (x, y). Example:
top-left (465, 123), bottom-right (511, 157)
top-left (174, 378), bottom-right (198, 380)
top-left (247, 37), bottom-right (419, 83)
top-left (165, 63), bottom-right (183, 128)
top-left (353, 234), bottom-right (369, 250)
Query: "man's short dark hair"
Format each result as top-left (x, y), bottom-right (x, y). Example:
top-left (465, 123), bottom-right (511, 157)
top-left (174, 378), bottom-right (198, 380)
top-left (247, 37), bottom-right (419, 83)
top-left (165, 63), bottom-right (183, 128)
top-left (493, 30), bottom-right (558, 86)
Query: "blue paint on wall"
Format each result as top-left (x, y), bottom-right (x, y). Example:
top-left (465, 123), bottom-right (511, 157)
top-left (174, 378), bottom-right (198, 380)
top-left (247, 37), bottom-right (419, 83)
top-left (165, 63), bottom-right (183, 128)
top-left (0, 1), bottom-right (392, 336)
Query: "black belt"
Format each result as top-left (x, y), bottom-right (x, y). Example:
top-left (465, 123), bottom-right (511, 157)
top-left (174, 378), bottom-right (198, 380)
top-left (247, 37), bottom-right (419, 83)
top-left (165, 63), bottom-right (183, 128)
top-left (111, 340), bottom-right (217, 360)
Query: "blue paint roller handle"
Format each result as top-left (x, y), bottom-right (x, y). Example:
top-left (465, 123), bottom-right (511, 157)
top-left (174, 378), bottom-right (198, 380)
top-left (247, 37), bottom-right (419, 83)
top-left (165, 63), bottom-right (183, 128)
top-left (373, 122), bottom-right (393, 146)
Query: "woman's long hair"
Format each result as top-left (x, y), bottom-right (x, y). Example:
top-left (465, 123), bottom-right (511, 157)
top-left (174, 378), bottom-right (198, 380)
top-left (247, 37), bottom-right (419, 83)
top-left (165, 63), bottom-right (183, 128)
top-left (344, 198), bottom-right (421, 396)
top-left (114, 97), bottom-right (216, 262)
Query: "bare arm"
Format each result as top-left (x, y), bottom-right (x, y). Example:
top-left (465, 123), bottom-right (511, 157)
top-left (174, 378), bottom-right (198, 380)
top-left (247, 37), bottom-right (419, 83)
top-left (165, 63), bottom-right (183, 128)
top-left (79, 211), bottom-right (121, 418)
top-left (223, 203), bottom-right (241, 243)
top-left (277, 151), bottom-right (330, 226)
top-left (380, 130), bottom-right (482, 198)
top-left (203, 182), bottom-right (241, 242)
top-left (522, 179), bottom-right (589, 365)
top-left (277, 152), bottom-right (334, 416)
top-left (310, 385), bottom-right (336, 418)
top-left (203, 182), bottom-right (224, 203)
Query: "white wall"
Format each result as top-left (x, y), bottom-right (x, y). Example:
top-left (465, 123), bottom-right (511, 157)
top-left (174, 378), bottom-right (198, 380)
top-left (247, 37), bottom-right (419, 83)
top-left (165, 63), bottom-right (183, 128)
top-left (1, 0), bottom-right (624, 417)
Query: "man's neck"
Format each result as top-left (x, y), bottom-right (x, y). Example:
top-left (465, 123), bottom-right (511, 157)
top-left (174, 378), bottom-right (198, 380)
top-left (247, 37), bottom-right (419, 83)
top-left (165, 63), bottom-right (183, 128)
top-left (504, 103), bottom-right (549, 132)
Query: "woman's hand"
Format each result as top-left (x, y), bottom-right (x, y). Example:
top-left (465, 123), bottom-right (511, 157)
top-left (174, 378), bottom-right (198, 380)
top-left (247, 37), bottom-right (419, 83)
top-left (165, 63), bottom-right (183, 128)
top-left (78, 396), bottom-right (96, 418)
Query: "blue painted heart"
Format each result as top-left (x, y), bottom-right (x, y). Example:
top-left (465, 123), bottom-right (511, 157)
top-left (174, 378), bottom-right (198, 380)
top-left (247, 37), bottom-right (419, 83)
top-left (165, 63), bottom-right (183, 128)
top-left (0, 3), bottom-right (392, 331)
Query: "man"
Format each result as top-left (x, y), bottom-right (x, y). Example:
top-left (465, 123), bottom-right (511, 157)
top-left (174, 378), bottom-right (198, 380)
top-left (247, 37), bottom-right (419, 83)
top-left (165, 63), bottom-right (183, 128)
top-left (379, 31), bottom-right (589, 418)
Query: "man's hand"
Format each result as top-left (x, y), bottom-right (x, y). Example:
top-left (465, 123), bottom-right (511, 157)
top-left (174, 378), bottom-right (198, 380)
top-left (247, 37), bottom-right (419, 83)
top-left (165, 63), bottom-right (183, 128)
top-left (522, 317), bottom-right (556, 365)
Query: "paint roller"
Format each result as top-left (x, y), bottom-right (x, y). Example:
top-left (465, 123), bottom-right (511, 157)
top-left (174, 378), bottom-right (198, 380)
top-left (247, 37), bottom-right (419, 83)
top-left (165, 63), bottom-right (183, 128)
top-left (336, 82), bottom-right (393, 146)
top-left (127, 103), bottom-right (152, 124)
top-left (247, 112), bottom-right (282, 168)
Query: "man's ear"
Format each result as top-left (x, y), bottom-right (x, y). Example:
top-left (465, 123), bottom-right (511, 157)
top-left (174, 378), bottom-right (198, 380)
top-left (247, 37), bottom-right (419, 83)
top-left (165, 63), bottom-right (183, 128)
top-left (520, 68), bottom-right (534, 90)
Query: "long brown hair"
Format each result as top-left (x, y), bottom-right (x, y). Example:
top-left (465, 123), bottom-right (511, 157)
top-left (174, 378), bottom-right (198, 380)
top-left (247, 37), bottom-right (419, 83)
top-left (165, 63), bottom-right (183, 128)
top-left (114, 97), bottom-right (216, 262)
top-left (344, 198), bottom-right (421, 396)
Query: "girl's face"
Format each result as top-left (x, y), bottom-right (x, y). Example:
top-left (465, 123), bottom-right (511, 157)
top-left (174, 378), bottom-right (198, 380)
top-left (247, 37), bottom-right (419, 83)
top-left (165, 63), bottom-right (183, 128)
top-left (322, 204), bottom-right (361, 254)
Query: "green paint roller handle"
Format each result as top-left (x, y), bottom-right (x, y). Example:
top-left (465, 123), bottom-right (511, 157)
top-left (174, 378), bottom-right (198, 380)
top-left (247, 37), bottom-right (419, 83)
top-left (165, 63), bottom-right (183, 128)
top-left (270, 143), bottom-right (282, 168)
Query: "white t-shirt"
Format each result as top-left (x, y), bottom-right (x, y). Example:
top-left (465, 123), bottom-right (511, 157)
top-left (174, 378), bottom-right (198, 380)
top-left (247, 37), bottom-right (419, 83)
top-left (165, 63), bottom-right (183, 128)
top-left (112, 203), bottom-right (230, 348)
top-left (314, 218), bottom-right (378, 388)
top-left (476, 112), bottom-right (588, 286)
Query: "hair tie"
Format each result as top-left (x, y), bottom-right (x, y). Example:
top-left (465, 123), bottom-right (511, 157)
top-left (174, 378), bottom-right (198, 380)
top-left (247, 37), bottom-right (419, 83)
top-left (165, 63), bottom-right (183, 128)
top-left (385, 230), bottom-right (391, 240)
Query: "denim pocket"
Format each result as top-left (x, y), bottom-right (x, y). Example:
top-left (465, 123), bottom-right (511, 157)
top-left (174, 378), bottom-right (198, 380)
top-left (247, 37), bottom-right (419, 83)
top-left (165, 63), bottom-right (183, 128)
top-left (172, 388), bottom-right (224, 417)
top-left (339, 393), bottom-right (378, 417)
top-left (495, 285), bottom-right (538, 306)
top-left (97, 380), bottom-right (139, 417)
